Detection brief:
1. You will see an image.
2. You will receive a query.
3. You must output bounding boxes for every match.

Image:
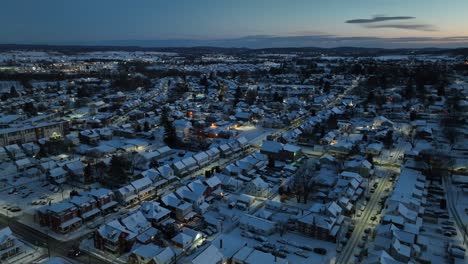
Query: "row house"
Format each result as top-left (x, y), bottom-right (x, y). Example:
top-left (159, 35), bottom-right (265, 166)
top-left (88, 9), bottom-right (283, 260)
top-left (37, 202), bottom-right (82, 233)
top-left (139, 201), bottom-right (171, 227)
top-left (0, 227), bottom-right (22, 261)
top-left (95, 220), bottom-right (136, 255)
top-left (260, 141), bottom-right (302, 162)
top-left (87, 188), bottom-right (118, 213)
top-left (131, 176), bottom-right (155, 201)
top-left (115, 185), bottom-right (139, 206)
top-left (69, 195), bottom-right (101, 221)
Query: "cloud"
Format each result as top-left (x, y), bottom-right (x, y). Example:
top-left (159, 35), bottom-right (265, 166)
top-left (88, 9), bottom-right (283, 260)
top-left (346, 16), bottom-right (415, 24)
top-left (365, 23), bottom-right (436, 31)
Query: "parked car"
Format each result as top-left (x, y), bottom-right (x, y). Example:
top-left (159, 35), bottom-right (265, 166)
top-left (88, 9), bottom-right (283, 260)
top-left (449, 247), bottom-right (465, 259)
top-left (8, 207), bottom-right (21, 212)
top-left (443, 231), bottom-right (455, 237)
top-left (67, 248), bottom-right (82, 258)
top-left (254, 235), bottom-right (268, 243)
top-left (294, 250), bottom-right (308, 258)
top-left (277, 239), bottom-right (288, 244)
top-left (314, 247), bottom-right (327, 255)
top-left (442, 220), bottom-right (455, 226)
top-left (299, 245), bottom-right (313, 251)
top-left (241, 231), bottom-right (253, 238)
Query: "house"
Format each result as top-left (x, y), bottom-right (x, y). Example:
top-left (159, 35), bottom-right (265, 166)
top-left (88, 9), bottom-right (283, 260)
top-left (64, 160), bottom-right (85, 182)
top-left (203, 176), bottom-right (222, 196)
top-left (175, 202), bottom-right (194, 222)
top-left (173, 161), bottom-right (188, 176)
top-left (37, 202), bottom-right (82, 233)
top-left (15, 158), bottom-right (33, 171)
top-left (95, 220), bottom-right (136, 255)
top-left (87, 188), bottom-right (118, 213)
top-left (344, 158), bottom-right (373, 177)
top-left (69, 195), bottom-right (101, 221)
top-left (232, 246), bottom-right (288, 264)
top-left (181, 157), bottom-right (198, 174)
top-left (239, 214), bottom-right (276, 235)
top-left (389, 238), bottom-right (411, 262)
top-left (79, 130), bottom-right (100, 145)
top-left (193, 152), bottom-right (210, 167)
top-left (176, 183), bottom-right (206, 212)
top-left (115, 185), bottom-right (138, 206)
top-left (185, 244), bottom-right (224, 264)
top-left (329, 140), bottom-right (353, 157)
top-left (171, 228), bottom-right (203, 250)
top-left (21, 142), bottom-right (40, 156)
top-left (260, 141), bottom-right (302, 162)
top-left (131, 177), bottom-right (155, 201)
top-left (295, 211), bottom-right (343, 243)
top-left (139, 201), bottom-right (171, 226)
top-left (373, 116), bottom-right (394, 128)
top-left (366, 143), bottom-right (383, 155)
top-left (260, 141), bottom-right (283, 159)
top-left (0, 147), bottom-right (8, 161)
top-left (135, 151), bottom-right (161, 170)
top-left (282, 144), bottom-right (302, 161)
top-left (128, 244), bottom-right (179, 264)
top-left (0, 227), bottom-right (22, 261)
top-left (119, 212), bottom-right (157, 245)
top-left (49, 166), bottom-right (68, 184)
top-left (4, 144), bottom-right (25, 160)
top-left (244, 177), bottom-right (270, 198)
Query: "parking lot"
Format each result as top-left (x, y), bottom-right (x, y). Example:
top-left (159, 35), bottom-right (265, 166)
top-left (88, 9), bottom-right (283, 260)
top-left (0, 180), bottom-right (72, 217)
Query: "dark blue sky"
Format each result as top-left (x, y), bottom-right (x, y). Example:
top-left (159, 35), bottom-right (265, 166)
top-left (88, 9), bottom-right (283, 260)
top-left (1, 0), bottom-right (467, 48)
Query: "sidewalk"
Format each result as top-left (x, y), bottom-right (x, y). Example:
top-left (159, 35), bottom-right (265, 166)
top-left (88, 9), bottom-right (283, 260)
top-left (80, 239), bottom-right (126, 264)
top-left (4, 242), bottom-right (46, 264)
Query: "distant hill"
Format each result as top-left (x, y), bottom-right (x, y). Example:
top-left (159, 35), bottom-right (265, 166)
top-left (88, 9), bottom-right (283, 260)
top-left (0, 44), bottom-right (466, 57)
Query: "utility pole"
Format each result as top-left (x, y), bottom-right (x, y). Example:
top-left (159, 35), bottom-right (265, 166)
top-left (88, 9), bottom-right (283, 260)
top-left (47, 236), bottom-right (51, 258)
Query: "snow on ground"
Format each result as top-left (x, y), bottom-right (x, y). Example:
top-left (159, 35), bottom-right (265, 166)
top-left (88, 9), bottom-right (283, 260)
top-left (80, 238), bottom-right (126, 264)
top-left (0, 180), bottom-right (72, 218)
top-left (201, 193), bottom-right (337, 263)
top-left (3, 239), bottom-right (45, 264)
top-left (38, 256), bottom-right (75, 264)
top-left (210, 227), bottom-right (336, 264)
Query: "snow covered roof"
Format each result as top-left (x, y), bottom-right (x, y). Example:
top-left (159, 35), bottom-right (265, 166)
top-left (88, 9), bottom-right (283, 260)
top-left (131, 176), bottom-right (153, 190)
top-left (121, 211), bottom-right (151, 234)
top-left (204, 176), bottom-right (221, 188)
top-left (190, 244), bottom-right (223, 264)
top-left (140, 201), bottom-right (171, 221)
top-left (88, 188), bottom-right (113, 199)
top-left (260, 140), bottom-right (283, 153)
top-left (49, 166), bottom-right (67, 177)
top-left (0, 227), bottom-right (14, 244)
top-left (249, 177), bottom-right (269, 189)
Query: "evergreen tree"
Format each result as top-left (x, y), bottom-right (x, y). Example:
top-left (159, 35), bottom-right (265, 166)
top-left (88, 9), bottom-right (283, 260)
top-left (437, 83), bottom-right (446, 96)
top-left (84, 163), bottom-right (93, 182)
top-left (323, 81), bottom-right (331, 93)
top-left (9, 86), bottom-right (19, 97)
top-left (108, 155), bottom-right (131, 184)
top-left (233, 86), bottom-right (242, 106)
top-left (404, 79), bottom-right (414, 100)
top-left (135, 124), bottom-right (142, 132)
top-left (143, 121), bottom-right (150, 132)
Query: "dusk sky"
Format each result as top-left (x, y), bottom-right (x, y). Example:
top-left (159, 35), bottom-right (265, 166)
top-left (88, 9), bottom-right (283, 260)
top-left (2, 0), bottom-right (468, 48)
